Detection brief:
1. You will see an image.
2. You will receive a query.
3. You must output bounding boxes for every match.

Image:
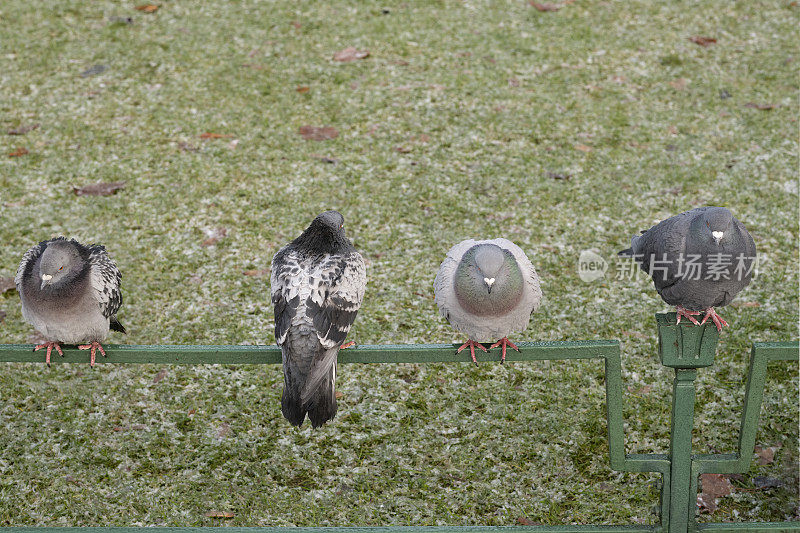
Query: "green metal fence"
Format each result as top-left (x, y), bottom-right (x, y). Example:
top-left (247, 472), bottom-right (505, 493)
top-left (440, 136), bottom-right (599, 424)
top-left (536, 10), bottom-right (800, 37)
top-left (0, 312), bottom-right (797, 533)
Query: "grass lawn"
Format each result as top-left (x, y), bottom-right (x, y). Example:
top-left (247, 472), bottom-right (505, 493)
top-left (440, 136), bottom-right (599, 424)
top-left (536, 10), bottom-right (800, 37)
top-left (0, 0), bottom-right (797, 527)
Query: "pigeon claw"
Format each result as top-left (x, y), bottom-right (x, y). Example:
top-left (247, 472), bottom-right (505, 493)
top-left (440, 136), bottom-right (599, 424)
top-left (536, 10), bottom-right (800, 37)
top-left (456, 340), bottom-right (488, 366)
top-left (675, 306), bottom-right (701, 326)
top-left (489, 337), bottom-right (520, 363)
top-left (33, 342), bottom-right (64, 367)
top-left (340, 341), bottom-right (356, 350)
top-left (78, 341), bottom-right (107, 367)
top-left (700, 307), bottom-right (729, 332)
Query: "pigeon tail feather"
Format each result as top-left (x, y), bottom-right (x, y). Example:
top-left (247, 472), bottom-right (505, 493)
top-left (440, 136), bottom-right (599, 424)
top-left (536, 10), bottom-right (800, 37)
top-left (110, 317), bottom-right (126, 334)
top-left (305, 368), bottom-right (337, 429)
top-left (618, 247), bottom-right (633, 257)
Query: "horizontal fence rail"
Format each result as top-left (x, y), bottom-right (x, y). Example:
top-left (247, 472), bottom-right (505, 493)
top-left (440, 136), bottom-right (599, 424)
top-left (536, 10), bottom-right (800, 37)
top-left (0, 318), bottom-right (797, 533)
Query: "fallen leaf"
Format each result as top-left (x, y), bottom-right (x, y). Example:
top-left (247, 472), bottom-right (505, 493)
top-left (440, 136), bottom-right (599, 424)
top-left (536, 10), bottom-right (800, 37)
top-left (201, 228), bottom-right (227, 247)
top-left (80, 64), bottom-right (108, 78)
top-left (73, 181), bottom-right (125, 196)
top-left (517, 517), bottom-right (541, 525)
top-left (575, 143), bottom-right (592, 152)
top-left (697, 492), bottom-right (718, 513)
top-left (334, 391), bottom-right (344, 400)
top-left (296, 86), bottom-right (310, 93)
top-left (414, 134), bottom-right (430, 143)
top-left (529, 1), bottom-right (561, 11)
top-left (242, 269), bottom-right (268, 277)
top-left (204, 511), bottom-right (235, 519)
top-left (670, 77), bottom-right (689, 90)
top-left (545, 171), bottom-right (571, 180)
top-left (628, 384), bottom-right (653, 394)
top-left (395, 145), bottom-right (412, 153)
top-left (112, 426), bottom-right (126, 432)
top-left (744, 102), bottom-right (777, 110)
top-left (199, 132), bottom-right (233, 139)
top-left (153, 368), bottom-right (168, 384)
top-left (298, 125), bottom-right (339, 141)
top-left (131, 424), bottom-right (146, 430)
top-left (8, 147), bottom-right (28, 157)
top-left (754, 445), bottom-right (780, 465)
top-left (689, 36), bottom-right (717, 46)
top-left (0, 277), bottom-right (15, 294)
top-left (7, 123), bottom-right (39, 135)
top-left (333, 47), bottom-right (370, 62)
top-left (701, 473), bottom-right (732, 498)
top-left (135, 4), bottom-right (159, 13)
top-left (217, 422), bottom-right (232, 439)
top-left (752, 476), bottom-right (783, 490)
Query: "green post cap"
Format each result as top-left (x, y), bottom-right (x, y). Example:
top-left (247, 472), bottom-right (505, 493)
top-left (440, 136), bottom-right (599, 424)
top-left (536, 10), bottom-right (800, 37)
top-left (656, 312), bottom-right (719, 368)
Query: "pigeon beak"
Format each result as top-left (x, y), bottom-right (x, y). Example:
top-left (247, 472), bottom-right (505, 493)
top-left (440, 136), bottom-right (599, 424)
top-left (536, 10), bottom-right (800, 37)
top-left (40, 274), bottom-right (52, 290)
top-left (712, 230), bottom-right (724, 244)
top-left (484, 277), bottom-right (495, 293)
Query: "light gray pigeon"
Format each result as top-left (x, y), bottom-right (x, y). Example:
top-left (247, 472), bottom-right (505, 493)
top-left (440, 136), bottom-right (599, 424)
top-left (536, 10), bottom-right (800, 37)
top-left (618, 206), bottom-right (756, 331)
top-left (434, 238), bottom-right (542, 364)
top-left (270, 211), bottom-right (367, 428)
top-left (15, 237), bottom-right (125, 366)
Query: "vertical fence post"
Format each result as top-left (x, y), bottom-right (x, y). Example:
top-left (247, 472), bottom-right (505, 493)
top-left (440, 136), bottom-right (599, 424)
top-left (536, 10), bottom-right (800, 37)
top-left (656, 313), bottom-right (720, 533)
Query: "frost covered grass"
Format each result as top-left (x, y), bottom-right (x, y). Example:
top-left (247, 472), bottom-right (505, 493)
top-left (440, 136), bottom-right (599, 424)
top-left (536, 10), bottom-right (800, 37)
top-left (0, 0), bottom-right (797, 526)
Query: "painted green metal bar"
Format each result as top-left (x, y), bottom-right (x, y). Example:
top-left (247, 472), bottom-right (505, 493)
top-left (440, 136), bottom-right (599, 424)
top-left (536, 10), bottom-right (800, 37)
top-left (0, 527), bottom-right (659, 533)
top-left (0, 341), bottom-right (619, 365)
top-left (667, 369), bottom-right (698, 533)
top-left (697, 524), bottom-right (800, 532)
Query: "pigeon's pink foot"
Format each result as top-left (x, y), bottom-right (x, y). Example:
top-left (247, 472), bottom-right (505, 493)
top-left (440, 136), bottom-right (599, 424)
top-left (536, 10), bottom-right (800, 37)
top-left (456, 340), bottom-right (488, 367)
top-left (489, 337), bottom-right (520, 364)
top-left (340, 341), bottom-right (356, 350)
top-left (33, 342), bottom-right (63, 367)
top-left (700, 307), bottom-right (729, 332)
top-left (78, 341), bottom-right (107, 367)
top-left (675, 306), bottom-right (701, 326)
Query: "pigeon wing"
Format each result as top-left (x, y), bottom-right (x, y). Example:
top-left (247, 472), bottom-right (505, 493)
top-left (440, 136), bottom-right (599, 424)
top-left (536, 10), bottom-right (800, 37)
top-left (87, 244), bottom-right (123, 320)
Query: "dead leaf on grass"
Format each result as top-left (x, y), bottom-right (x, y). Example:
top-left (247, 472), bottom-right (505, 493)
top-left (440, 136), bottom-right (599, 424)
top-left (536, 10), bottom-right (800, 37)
top-left (8, 147), bottom-right (28, 157)
top-left (73, 182), bottom-right (125, 196)
top-left (575, 143), bottom-right (592, 152)
top-left (199, 132), bottom-right (233, 139)
top-left (201, 228), bottom-right (227, 247)
top-left (333, 47), bottom-right (369, 62)
top-left (7, 123), bottom-right (39, 135)
top-left (299, 125), bottom-right (339, 141)
top-left (204, 510), bottom-right (235, 519)
top-left (153, 368), bottom-right (168, 384)
top-left (243, 269), bottom-right (269, 277)
top-left (529, 1), bottom-right (560, 11)
top-left (689, 36), bottom-right (717, 46)
top-left (754, 444), bottom-right (780, 465)
top-left (135, 4), bottom-right (159, 13)
top-left (744, 102), bottom-right (777, 110)
top-left (698, 473), bottom-right (733, 514)
top-left (0, 277), bottom-right (16, 294)
top-left (670, 78), bottom-right (689, 90)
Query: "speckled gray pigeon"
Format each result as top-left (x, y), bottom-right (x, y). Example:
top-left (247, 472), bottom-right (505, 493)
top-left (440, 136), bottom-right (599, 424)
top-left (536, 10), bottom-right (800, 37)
top-left (16, 237), bottom-right (125, 366)
top-left (618, 206), bottom-right (756, 331)
top-left (434, 238), bottom-right (542, 364)
top-left (270, 211), bottom-right (366, 428)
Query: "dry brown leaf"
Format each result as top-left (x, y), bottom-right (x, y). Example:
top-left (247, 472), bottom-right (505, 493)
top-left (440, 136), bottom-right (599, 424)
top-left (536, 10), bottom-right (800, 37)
top-left (217, 422), bottom-right (232, 439)
top-left (296, 86), bottom-right (310, 93)
top-left (201, 228), bottom-right (227, 247)
top-left (701, 473), bottom-right (732, 498)
top-left (334, 391), bottom-right (344, 400)
top-left (204, 510), bottom-right (235, 519)
top-left (517, 517), bottom-right (541, 525)
top-left (299, 125), bottom-right (339, 141)
top-left (73, 181), bottom-right (126, 197)
top-left (0, 277), bottom-right (15, 295)
top-left (153, 368), bottom-right (168, 384)
top-left (242, 269), bottom-right (269, 277)
top-left (689, 36), bottom-right (717, 46)
top-left (395, 145), bottom-right (412, 153)
top-left (199, 132), bottom-right (233, 139)
top-left (8, 147), bottom-right (28, 157)
top-left (670, 78), bottom-right (689, 90)
top-left (697, 492), bottom-right (718, 513)
top-left (744, 102), bottom-right (777, 110)
top-left (333, 47), bottom-right (370, 62)
top-left (754, 445), bottom-right (779, 465)
top-left (8, 123), bottom-right (39, 135)
top-left (575, 143), bottom-right (592, 152)
top-left (135, 4), bottom-right (159, 13)
top-left (529, 1), bottom-right (561, 11)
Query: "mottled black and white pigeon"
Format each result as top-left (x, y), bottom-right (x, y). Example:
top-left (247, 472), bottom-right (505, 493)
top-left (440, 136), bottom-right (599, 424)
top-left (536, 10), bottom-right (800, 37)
top-left (618, 206), bottom-right (756, 331)
top-left (270, 211), bottom-right (367, 428)
top-left (434, 238), bottom-right (542, 364)
top-left (16, 237), bottom-right (125, 366)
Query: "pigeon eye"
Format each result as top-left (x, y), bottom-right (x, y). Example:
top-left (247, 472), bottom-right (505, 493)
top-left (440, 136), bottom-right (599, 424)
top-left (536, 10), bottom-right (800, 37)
top-left (340, 223), bottom-right (344, 229)
top-left (58, 266), bottom-right (63, 271)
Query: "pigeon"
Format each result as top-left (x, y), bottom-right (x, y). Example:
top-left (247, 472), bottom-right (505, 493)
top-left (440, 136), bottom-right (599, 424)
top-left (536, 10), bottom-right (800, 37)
top-left (15, 237), bottom-right (125, 366)
top-left (618, 206), bottom-right (756, 331)
top-left (434, 238), bottom-right (542, 364)
top-left (270, 211), bottom-right (366, 428)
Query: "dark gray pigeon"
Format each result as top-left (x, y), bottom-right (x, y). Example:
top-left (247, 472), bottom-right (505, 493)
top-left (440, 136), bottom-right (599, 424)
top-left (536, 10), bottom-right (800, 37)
top-left (270, 211), bottom-right (366, 428)
top-left (434, 238), bottom-right (542, 364)
top-left (16, 237), bottom-right (125, 366)
top-left (619, 206), bottom-right (756, 331)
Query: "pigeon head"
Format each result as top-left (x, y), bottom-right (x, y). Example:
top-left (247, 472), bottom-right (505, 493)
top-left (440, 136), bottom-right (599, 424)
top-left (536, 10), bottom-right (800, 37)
top-left (38, 239), bottom-right (85, 290)
top-left (293, 210), bottom-right (353, 254)
top-left (454, 243), bottom-right (524, 316)
top-left (693, 207), bottom-right (734, 246)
